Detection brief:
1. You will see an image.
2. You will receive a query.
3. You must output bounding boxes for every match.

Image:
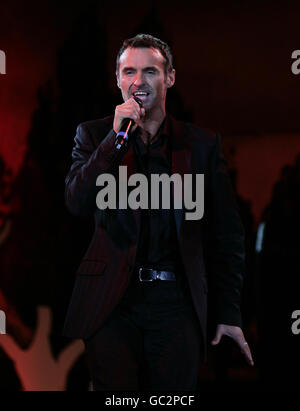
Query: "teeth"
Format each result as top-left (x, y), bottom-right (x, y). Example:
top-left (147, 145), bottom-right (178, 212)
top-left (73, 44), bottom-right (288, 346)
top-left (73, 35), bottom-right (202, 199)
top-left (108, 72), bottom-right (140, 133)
top-left (134, 92), bottom-right (148, 95)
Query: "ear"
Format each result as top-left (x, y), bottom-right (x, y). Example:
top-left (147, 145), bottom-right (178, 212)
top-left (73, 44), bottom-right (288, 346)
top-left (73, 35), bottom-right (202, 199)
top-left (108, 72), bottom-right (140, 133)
top-left (166, 68), bottom-right (176, 88)
top-left (116, 71), bottom-right (120, 89)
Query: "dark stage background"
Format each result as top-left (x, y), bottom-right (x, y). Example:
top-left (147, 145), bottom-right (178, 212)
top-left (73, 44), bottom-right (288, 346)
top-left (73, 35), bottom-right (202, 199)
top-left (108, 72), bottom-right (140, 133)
top-left (0, 0), bottom-right (300, 391)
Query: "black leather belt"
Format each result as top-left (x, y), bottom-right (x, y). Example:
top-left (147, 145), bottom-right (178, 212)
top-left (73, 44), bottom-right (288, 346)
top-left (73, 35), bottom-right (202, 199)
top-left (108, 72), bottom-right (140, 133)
top-left (138, 267), bottom-right (176, 282)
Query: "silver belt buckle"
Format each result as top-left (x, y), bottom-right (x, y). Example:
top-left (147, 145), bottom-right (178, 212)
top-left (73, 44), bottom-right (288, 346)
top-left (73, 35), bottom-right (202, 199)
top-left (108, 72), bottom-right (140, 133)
top-left (139, 268), bottom-right (154, 281)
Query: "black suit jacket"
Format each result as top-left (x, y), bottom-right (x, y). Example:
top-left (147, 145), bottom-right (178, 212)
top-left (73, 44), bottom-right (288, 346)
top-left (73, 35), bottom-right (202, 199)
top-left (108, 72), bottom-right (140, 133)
top-left (62, 113), bottom-right (245, 357)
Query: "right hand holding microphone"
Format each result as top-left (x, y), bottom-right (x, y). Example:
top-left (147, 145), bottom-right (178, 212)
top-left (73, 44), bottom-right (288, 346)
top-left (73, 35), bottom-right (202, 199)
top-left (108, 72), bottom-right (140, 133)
top-left (113, 96), bottom-right (145, 134)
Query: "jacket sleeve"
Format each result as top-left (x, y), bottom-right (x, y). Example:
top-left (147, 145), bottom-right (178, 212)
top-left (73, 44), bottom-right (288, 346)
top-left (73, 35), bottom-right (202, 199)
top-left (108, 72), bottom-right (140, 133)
top-left (207, 134), bottom-right (245, 327)
top-left (64, 123), bottom-right (124, 217)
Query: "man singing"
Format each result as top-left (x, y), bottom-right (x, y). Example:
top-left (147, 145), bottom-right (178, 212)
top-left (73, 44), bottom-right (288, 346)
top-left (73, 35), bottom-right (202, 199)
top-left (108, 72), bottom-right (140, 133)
top-left (63, 33), bottom-right (253, 391)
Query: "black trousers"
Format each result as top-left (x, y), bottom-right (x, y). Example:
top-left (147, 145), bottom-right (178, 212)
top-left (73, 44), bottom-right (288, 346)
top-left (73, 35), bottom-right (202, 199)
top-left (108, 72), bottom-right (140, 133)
top-left (83, 275), bottom-right (203, 391)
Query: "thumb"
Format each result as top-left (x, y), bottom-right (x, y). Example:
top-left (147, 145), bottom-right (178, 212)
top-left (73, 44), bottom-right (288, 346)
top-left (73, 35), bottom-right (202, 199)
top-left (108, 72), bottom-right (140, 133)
top-left (211, 329), bottom-right (223, 345)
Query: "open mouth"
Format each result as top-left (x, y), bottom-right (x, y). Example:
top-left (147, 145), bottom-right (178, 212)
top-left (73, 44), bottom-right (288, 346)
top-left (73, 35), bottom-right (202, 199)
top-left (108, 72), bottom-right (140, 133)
top-left (133, 91), bottom-right (150, 98)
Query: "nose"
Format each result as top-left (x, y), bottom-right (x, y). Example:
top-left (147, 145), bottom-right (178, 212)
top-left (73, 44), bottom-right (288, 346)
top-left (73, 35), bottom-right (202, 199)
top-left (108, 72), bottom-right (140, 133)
top-left (133, 71), bottom-right (144, 87)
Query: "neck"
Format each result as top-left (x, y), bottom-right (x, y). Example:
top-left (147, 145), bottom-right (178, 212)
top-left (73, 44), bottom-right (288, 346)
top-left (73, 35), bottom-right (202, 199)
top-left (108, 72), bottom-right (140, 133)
top-left (138, 106), bottom-right (166, 144)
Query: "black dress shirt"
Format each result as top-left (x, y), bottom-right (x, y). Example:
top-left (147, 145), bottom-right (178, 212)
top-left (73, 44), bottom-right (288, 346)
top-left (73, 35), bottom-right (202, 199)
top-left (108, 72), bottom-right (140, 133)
top-left (131, 115), bottom-right (183, 275)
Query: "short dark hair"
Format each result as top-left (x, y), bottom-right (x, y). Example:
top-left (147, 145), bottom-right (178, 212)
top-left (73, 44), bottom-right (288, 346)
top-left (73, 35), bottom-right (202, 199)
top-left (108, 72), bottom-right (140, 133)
top-left (116, 33), bottom-right (174, 76)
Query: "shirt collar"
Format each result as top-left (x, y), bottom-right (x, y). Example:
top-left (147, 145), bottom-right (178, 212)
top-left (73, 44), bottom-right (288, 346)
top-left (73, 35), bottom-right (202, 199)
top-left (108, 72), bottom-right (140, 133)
top-left (134, 112), bottom-right (170, 143)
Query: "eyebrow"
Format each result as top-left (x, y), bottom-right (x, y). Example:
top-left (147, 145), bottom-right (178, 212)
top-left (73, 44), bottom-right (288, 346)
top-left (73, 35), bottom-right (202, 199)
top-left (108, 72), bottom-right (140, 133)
top-left (121, 66), bottom-right (159, 72)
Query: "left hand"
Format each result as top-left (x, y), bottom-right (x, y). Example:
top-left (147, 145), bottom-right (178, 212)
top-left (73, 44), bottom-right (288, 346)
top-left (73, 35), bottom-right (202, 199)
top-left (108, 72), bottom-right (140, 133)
top-left (211, 324), bottom-right (254, 366)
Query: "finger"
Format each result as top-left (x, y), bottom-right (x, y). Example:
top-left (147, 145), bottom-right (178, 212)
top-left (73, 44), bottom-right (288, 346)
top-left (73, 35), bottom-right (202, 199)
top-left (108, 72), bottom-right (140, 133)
top-left (130, 99), bottom-right (145, 119)
top-left (130, 96), bottom-right (141, 107)
top-left (0, 334), bottom-right (22, 360)
top-left (58, 340), bottom-right (85, 373)
top-left (240, 342), bottom-right (254, 366)
top-left (32, 306), bottom-right (52, 342)
top-left (211, 329), bottom-right (223, 345)
top-left (124, 105), bottom-right (140, 122)
top-left (117, 102), bottom-right (138, 119)
top-left (131, 100), bottom-right (144, 119)
top-left (235, 338), bottom-right (254, 366)
top-left (127, 96), bottom-right (140, 111)
top-left (118, 111), bottom-right (138, 126)
top-left (225, 329), bottom-right (255, 366)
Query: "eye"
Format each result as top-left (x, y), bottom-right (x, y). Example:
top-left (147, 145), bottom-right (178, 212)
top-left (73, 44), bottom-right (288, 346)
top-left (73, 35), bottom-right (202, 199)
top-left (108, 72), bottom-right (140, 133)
top-left (125, 70), bottom-right (134, 75)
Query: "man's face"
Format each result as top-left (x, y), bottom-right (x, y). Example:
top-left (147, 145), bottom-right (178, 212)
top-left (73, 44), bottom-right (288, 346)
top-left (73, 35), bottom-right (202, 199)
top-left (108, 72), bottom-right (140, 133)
top-left (116, 47), bottom-right (175, 111)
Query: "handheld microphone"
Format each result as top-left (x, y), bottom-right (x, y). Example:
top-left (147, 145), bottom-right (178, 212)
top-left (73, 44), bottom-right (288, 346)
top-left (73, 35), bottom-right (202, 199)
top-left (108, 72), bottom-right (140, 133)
top-left (115, 96), bottom-right (143, 150)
